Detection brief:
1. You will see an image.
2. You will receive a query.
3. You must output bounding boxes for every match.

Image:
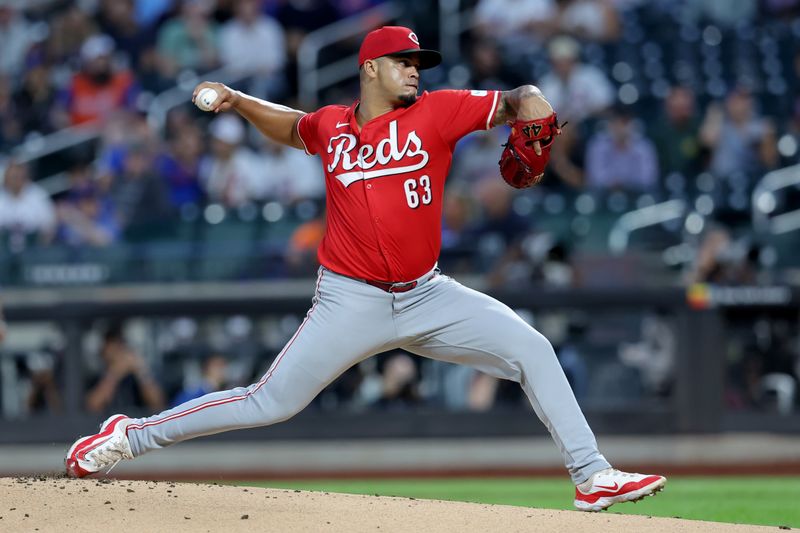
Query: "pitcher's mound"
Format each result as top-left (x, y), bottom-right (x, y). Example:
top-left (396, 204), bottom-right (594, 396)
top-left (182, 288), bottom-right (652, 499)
top-left (0, 477), bottom-right (775, 532)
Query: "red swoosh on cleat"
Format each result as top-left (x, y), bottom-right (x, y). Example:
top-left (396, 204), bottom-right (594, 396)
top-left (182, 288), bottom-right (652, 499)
top-left (594, 482), bottom-right (619, 491)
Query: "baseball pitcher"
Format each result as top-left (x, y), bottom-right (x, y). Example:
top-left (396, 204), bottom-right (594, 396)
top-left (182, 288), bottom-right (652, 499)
top-left (66, 26), bottom-right (665, 511)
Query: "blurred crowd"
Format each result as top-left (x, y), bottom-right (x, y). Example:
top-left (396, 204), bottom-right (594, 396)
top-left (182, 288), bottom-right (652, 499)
top-left (0, 0), bottom-right (797, 288)
top-left (0, 0), bottom-right (372, 260)
top-left (2, 0), bottom-right (800, 419)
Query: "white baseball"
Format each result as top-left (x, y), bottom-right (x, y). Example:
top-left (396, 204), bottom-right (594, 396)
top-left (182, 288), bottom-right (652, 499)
top-left (195, 87), bottom-right (219, 112)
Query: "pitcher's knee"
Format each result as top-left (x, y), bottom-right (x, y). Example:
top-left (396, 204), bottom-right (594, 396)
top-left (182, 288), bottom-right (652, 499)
top-left (532, 330), bottom-right (557, 357)
top-left (509, 329), bottom-right (560, 376)
top-left (509, 327), bottom-right (556, 358)
top-left (246, 388), bottom-right (311, 426)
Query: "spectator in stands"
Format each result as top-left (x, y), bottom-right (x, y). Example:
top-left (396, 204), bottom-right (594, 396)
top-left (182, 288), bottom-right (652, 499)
top-left (219, 0), bottom-right (286, 99)
top-left (0, 161), bottom-right (56, 250)
top-left (465, 38), bottom-right (516, 90)
top-left (547, 122), bottom-right (586, 190)
top-left (0, 295), bottom-right (6, 344)
top-left (556, 0), bottom-right (621, 43)
top-left (0, 297), bottom-right (63, 415)
top-left (528, 236), bottom-right (577, 287)
top-left (686, 225), bottom-right (760, 285)
top-left (97, 111), bottom-right (160, 180)
top-left (585, 104), bottom-right (659, 191)
top-left (0, 74), bottom-right (23, 150)
top-left (468, 177), bottom-right (532, 270)
top-left (682, 0), bottom-right (756, 28)
top-left (473, 177), bottom-right (532, 246)
top-left (618, 312), bottom-right (675, 399)
top-left (172, 353), bottom-right (228, 406)
top-left (61, 34), bottom-right (139, 126)
top-left (154, 123), bottom-right (206, 208)
top-left (13, 59), bottom-right (63, 136)
top-left (286, 212), bottom-right (325, 276)
top-left (556, 319), bottom-right (590, 401)
top-left (375, 352), bottom-right (422, 409)
top-left (777, 97), bottom-right (800, 167)
top-left (85, 322), bottom-right (165, 414)
top-left (46, 3), bottom-right (98, 65)
top-left (256, 138), bottom-right (326, 203)
top-left (0, 2), bottom-right (33, 78)
top-left (537, 35), bottom-right (614, 124)
top-left (97, 0), bottom-right (156, 69)
top-left (110, 143), bottom-right (173, 230)
top-left (700, 85), bottom-right (779, 179)
top-left (275, 0), bottom-right (340, 93)
top-left (474, 0), bottom-right (558, 51)
top-left (333, 0), bottom-right (389, 16)
top-left (358, 351), bottom-right (422, 410)
top-left (451, 128), bottom-right (507, 184)
top-left (762, 0), bottom-right (800, 18)
top-left (488, 232), bottom-right (578, 289)
top-left (277, 0), bottom-right (339, 58)
top-left (440, 186), bottom-right (476, 272)
top-left (135, 0), bottom-right (176, 29)
top-left (56, 184), bottom-right (120, 247)
top-left (157, 0), bottom-right (219, 77)
top-left (199, 115), bottom-right (262, 207)
top-left (64, 159), bottom-right (94, 194)
top-left (136, 44), bottom-right (174, 94)
top-left (649, 86), bottom-right (702, 179)
top-left (22, 348), bottom-right (63, 415)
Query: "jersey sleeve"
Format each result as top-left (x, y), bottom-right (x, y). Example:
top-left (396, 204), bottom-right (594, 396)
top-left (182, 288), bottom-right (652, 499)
top-left (427, 90), bottom-right (501, 146)
top-left (296, 110), bottom-right (323, 156)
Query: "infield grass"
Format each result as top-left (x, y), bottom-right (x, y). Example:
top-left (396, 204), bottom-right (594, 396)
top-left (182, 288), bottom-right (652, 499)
top-left (237, 476), bottom-right (800, 528)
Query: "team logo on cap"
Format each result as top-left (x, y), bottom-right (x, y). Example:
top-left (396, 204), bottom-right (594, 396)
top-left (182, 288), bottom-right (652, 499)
top-left (408, 32), bottom-right (419, 45)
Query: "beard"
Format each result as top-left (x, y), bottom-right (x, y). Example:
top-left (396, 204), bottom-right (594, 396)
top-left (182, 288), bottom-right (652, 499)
top-left (398, 93), bottom-right (417, 107)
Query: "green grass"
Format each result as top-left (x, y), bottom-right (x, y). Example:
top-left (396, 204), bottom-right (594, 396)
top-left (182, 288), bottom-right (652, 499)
top-left (235, 476), bottom-right (800, 528)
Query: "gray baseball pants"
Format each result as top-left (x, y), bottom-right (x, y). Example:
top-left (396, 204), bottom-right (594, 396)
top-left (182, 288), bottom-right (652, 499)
top-left (126, 266), bottom-right (610, 484)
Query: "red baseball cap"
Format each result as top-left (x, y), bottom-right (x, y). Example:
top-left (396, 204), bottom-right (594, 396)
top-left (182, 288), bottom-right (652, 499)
top-left (358, 26), bottom-right (442, 70)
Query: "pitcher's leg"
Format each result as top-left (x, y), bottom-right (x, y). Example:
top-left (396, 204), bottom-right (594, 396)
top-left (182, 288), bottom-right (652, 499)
top-left (398, 277), bottom-right (610, 484)
top-left (126, 355), bottom-right (330, 455)
top-left (126, 269), bottom-right (398, 456)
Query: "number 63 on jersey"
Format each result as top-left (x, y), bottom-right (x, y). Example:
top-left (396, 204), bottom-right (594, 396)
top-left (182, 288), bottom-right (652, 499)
top-left (403, 175), bottom-right (432, 208)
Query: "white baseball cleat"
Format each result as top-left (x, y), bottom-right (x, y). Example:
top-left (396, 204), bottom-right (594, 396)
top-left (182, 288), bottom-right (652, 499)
top-left (573, 468), bottom-right (666, 512)
top-left (65, 414), bottom-right (134, 478)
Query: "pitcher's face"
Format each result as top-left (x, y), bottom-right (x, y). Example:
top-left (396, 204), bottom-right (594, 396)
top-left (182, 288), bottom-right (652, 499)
top-left (376, 55), bottom-right (421, 107)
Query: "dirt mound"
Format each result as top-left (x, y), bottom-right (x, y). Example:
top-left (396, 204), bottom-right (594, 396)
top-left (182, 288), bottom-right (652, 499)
top-left (0, 477), bottom-right (775, 532)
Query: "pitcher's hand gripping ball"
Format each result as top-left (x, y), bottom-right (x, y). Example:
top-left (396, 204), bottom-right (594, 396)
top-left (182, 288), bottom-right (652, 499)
top-left (499, 113), bottom-right (563, 188)
top-left (195, 87), bottom-right (219, 112)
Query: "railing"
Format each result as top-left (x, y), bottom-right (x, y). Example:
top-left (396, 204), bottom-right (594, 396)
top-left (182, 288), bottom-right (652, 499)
top-left (438, 0), bottom-right (462, 62)
top-left (6, 66), bottom-right (251, 195)
top-left (13, 124), bottom-right (101, 165)
top-left (297, 2), bottom-right (403, 107)
top-left (608, 199), bottom-right (688, 254)
top-left (146, 67), bottom-right (252, 131)
top-left (752, 164), bottom-right (800, 235)
top-left (439, 0), bottom-right (477, 62)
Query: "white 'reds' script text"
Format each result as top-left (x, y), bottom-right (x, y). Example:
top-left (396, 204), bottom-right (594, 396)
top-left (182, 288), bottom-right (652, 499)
top-left (327, 120), bottom-right (430, 187)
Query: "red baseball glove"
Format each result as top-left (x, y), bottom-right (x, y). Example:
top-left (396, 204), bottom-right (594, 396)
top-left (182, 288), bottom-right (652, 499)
top-left (499, 113), bottom-right (563, 188)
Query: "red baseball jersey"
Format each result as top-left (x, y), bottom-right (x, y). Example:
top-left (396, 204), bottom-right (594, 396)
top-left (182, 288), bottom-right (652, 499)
top-left (297, 89), bottom-right (500, 282)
